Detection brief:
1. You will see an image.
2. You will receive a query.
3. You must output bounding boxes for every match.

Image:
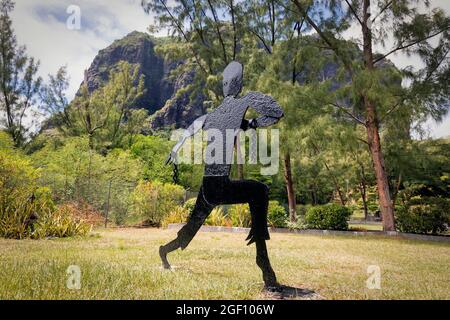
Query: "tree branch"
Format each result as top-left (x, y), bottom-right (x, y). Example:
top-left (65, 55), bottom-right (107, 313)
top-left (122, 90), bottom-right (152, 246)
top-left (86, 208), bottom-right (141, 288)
top-left (424, 47), bottom-right (450, 82)
top-left (206, 0), bottom-right (228, 64)
top-left (345, 0), bottom-right (363, 26)
top-left (379, 100), bottom-right (403, 123)
top-left (357, 137), bottom-right (369, 145)
top-left (290, 0), bottom-right (354, 74)
top-left (250, 29), bottom-right (272, 54)
top-left (371, 0), bottom-right (393, 23)
top-left (157, 0), bottom-right (208, 74)
top-left (229, 0), bottom-right (237, 60)
top-left (330, 102), bottom-right (366, 126)
top-left (374, 26), bottom-right (450, 65)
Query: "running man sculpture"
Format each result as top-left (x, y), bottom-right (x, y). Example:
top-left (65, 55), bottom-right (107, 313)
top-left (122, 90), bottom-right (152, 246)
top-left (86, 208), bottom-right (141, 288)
top-left (159, 61), bottom-right (284, 290)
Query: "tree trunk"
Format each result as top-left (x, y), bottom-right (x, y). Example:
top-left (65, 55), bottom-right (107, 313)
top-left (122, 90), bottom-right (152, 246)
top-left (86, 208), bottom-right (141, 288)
top-left (392, 172), bottom-right (402, 207)
top-left (284, 151), bottom-right (296, 222)
top-left (365, 104), bottom-right (395, 230)
top-left (359, 181), bottom-right (369, 220)
top-left (362, 0), bottom-right (395, 231)
top-left (335, 188), bottom-right (346, 206)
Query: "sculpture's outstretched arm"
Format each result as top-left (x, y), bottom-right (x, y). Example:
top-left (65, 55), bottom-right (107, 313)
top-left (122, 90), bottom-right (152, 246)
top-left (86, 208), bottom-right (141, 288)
top-left (241, 92), bottom-right (284, 129)
top-left (165, 114), bottom-right (207, 165)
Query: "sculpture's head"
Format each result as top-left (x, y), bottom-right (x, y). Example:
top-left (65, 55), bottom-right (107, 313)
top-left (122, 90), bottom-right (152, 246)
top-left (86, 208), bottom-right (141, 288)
top-left (223, 61), bottom-right (243, 97)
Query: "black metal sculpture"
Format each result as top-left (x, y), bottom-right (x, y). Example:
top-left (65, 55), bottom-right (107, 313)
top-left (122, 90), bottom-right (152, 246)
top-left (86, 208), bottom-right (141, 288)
top-left (160, 61), bottom-right (284, 291)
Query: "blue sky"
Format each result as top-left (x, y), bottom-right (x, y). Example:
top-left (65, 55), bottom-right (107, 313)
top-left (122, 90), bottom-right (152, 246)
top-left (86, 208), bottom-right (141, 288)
top-left (10, 0), bottom-right (450, 138)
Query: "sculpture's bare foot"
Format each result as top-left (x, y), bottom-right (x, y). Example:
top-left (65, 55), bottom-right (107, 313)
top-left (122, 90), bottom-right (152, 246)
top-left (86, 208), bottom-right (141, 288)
top-left (159, 246), bottom-right (172, 270)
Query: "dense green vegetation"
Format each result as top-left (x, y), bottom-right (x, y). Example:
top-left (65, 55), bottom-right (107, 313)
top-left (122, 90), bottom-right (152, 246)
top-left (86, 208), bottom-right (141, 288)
top-left (0, 0), bottom-right (449, 238)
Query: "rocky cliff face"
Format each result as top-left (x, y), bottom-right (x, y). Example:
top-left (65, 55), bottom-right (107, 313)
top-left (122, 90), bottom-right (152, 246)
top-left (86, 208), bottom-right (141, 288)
top-left (80, 31), bottom-right (205, 129)
top-left (150, 68), bottom-right (206, 129)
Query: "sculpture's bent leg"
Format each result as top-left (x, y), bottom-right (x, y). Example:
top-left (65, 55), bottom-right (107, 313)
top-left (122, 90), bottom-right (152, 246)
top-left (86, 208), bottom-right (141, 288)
top-left (159, 186), bottom-right (214, 269)
top-left (245, 182), bottom-right (270, 246)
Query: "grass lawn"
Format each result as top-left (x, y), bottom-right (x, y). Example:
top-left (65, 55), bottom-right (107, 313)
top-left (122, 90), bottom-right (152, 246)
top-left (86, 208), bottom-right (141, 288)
top-left (0, 228), bottom-right (449, 300)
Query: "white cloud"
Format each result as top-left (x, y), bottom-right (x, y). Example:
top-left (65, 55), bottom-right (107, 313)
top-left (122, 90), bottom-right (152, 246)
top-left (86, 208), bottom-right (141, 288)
top-left (10, 0), bottom-right (155, 99)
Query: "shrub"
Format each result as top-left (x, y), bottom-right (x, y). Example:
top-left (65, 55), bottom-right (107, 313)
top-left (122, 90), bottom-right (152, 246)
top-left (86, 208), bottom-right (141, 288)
top-left (205, 207), bottom-right (231, 226)
top-left (0, 147), bottom-right (92, 239)
top-left (161, 205), bottom-right (190, 228)
top-left (395, 197), bottom-right (449, 235)
top-left (229, 204), bottom-right (251, 227)
top-left (131, 181), bottom-right (184, 226)
top-left (183, 197), bottom-right (197, 214)
top-left (286, 216), bottom-right (308, 230)
top-left (296, 204), bottom-right (312, 217)
top-left (0, 194), bottom-right (50, 239)
top-left (0, 131), bottom-right (14, 151)
top-left (305, 204), bottom-right (352, 230)
top-left (33, 204), bottom-right (91, 238)
top-left (58, 201), bottom-right (104, 227)
top-left (0, 150), bottom-right (47, 238)
top-left (267, 201), bottom-right (288, 228)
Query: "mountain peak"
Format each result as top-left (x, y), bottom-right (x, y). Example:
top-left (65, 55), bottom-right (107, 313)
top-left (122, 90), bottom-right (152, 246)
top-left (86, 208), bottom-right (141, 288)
top-left (78, 31), bottom-right (206, 129)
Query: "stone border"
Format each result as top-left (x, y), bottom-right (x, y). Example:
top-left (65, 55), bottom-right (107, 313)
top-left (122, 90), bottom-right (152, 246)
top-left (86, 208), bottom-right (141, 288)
top-left (166, 223), bottom-right (450, 243)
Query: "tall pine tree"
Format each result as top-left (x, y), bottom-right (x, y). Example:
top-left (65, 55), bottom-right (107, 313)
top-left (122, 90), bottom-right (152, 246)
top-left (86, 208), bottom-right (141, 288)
top-left (0, 0), bottom-right (42, 146)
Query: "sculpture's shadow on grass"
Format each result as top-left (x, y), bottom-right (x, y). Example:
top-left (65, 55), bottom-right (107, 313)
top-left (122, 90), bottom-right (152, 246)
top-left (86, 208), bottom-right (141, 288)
top-left (264, 286), bottom-right (324, 300)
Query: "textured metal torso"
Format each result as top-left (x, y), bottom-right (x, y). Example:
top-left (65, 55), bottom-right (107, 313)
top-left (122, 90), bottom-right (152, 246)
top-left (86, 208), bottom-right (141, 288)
top-left (203, 96), bottom-right (247, 176)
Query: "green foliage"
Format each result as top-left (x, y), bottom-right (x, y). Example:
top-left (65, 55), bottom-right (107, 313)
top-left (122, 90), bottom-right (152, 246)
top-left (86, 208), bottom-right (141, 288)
top-left (205, 207), bottom-right (230, 227)
top-left (229, 204), bottom-right (251, 228)
top-left (183, 197), bottom-right (197, 213)
top-left (131, 180), bottom-right (184, 226)
top-left (130, 135), bottom-right (173, 183)
top-left (40, 66), bottom-right (71, 131)
top-left (67, 61), bottom-right (146, 150)
top-left (305, 204), bottom-right (352, 231)
top-left (396, 200), bottom-right (449, 235)
top-left (267, 200), bottom-right (288, 228)
top-left (395, 184), bottom-right (450, 235)
top-left (104, 149), bottom-right (143, 225)
top-left (30, 137), bottom-right (143, 225)
top-left (32, 204), bottom-right (91, 239)
top-left (31, 137), bottom-right (99, 202)
top-left (0, 147), bottom-right (41, 238)
top-left (161, 205), bottom-right (190, 228)
top-left (0, 131), bottom-right (14, 150)
top-left (386, 139), bottom-right (450, 200)
top-left (296, 204), bottom-right (313, 216)
top-left (286, 216), bottom-right (308, 230)
top-left (0, 1), bottom-right (42, 146)
top-left (0, 147), bottom-right (89, 239)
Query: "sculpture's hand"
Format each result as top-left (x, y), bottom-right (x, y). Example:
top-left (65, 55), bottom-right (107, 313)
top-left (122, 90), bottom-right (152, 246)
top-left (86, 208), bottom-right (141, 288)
top-left (248, 119), bottom-right (258, 129)
top-left (241, 92), bottom-right (284, 128)
top-left (241, 118), bottom-right (258, 130)
top-left (165, 150), bottom-right (178, 165)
